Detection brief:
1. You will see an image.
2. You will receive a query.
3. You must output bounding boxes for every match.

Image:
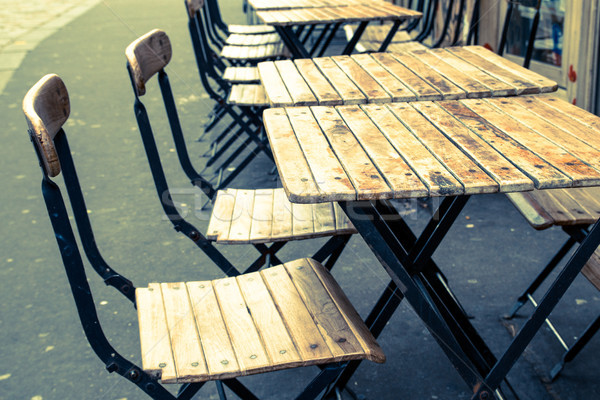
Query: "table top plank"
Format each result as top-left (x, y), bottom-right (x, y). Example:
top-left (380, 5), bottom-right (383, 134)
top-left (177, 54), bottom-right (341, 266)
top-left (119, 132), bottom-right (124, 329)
top-left (331, 56), bottom-right (391, 103)
top-left (464, 46), bottom-right (558, 93)
top-left (409, 49), bottom-right (492, 99)
top-left (257, 61), bottom-right (293, 106)
top-left (461, 98), bottom-right (600, 187)
top-left (486, 97), bottom-right (600, 173)
top-left (429, 48), bottom-right (518, 97)
top-left (286, 107), bottom-right (357, 200)
top-left (294, 59), bottom-right (343, 106)
top-left (351, 54), bottom-right (417, 102)
top-left (388, 102), bottom-right (499, 195)
top-left (516, 96), bottom-right (600, 152)
top-left (361, 104), bottom-right (464, 196)
top-left (337, 105), bottom-right (429, 198)
top-left (262, 108), bottom-right (321, 202)
top-left (311, 106), bottom-right (393, 199)
top-left (370, 52), bottom-right (442, 100)
top-left (391, 52), bottom-right (467, 99)
top-left (437, 100), bottom-right (572, 190)
top-left (313, 57), bottom-right (366, 104)
top-left (447, 47), bottom-right (542, 95)
top-left (411, 101), bottom-right (532, 192)
top-left (536, 95), bottom-right (600, 131)
top-left (274, 60), bottom-right (317, 106)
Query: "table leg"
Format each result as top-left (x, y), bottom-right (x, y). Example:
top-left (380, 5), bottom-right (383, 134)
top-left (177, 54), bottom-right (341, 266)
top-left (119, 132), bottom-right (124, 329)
top-left (342, 21), bottom-right (368, 55)
top-left (377, 20), bottom-right (401, 52)
top-left (316, 22), bottom-right (341, 57)
top-left (340, 198), bottom-right (483, 388)
top-left (274, 26), bottom-right (310, 59)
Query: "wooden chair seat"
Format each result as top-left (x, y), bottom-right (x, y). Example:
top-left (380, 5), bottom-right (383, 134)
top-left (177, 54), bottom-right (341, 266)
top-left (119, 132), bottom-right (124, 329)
top-left (226, 32), bottom-right (281, 46)
top-left (222, 66), bottom-right (260, 83)
top-left (136, 258), bottom-right (385, 383)
top-left (227, 84), bottom-right (269, 106)
top-left (228, 24), bottom-right (276, 35)
top-left (207, 188), bottom-right (357, 244)
top-left (220, 42), bottom-right (288, 61)
top-left (506, 187), bottom-right (600, 230)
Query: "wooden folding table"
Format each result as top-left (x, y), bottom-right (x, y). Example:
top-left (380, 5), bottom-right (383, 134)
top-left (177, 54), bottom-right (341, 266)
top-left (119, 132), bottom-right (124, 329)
top-left (262, 95), bottom-right (600, 399)
top-left (255, 2), bottom-right (422, 58)
top-left (257, 45), bottom-right (558, 106)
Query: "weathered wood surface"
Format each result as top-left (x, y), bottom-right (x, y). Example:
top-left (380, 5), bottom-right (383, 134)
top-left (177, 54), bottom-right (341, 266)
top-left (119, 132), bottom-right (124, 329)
top-left (263, 96), bottom-right (600, 203)
top-left (227, 84), bottom-right (268, 106)
top-left (257, 3), bottom-right (421, 26)
top-left (220, 42), bottom-right (287, 61)
top-left (206, 188), bottom-right (356, 243)
top-left (257, 46), bottom-right (557, 106)
top-left (249, 0), bottom-right (373, 10)
top-left (222, 66), bottom-right (260, 83)
top-left (136, 259), bottom-right (385, 383)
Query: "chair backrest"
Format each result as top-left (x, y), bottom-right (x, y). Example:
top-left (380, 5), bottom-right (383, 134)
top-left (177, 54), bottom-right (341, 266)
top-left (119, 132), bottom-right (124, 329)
top-left (125, 29), bottom-right (172, 96)
top-left (126, 30), bottom-right (237, 276)
top-left (23, 74), bottom-right (70, 177)
top-left (185, 0), bottom-right (204, 17)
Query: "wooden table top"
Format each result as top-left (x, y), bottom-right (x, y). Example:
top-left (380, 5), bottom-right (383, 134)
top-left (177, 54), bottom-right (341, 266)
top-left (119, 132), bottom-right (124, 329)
top-left (257, 46), bottom-right (558, 107)
top-left (248, 0), bottom-right (368, 11)
top-left (263, 95), bottom-right (600, 203)
top-left (256, 2), bottom-right (422, 26)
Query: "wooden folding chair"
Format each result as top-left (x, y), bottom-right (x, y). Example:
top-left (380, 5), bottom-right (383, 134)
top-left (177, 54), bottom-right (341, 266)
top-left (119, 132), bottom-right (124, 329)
top-left (506, 187), bottom-right (600, 380)
top-left (24, 73), bottom-right (384, 400)
top-left (188, 0), bottom-right (287, 67)
top-left (126, 29), bottom-right (357, 277)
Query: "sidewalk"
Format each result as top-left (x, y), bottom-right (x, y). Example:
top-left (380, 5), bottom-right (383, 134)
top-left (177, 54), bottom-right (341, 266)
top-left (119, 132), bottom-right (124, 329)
top-left (0, 0), bottom-right (101, 93)
top-left (1, 1), bottom-right (599, 399)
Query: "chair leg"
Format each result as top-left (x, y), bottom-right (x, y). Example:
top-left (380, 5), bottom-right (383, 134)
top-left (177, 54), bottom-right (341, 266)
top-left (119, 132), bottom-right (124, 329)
top-left (222, 379), bottom-right (260, 400)
top-left (295, 363), bottom-right (346, 400)
top-left (549, 314), bottom-right (600, 381)
top-left (504, 237), bottom-right (577, 319)
top-left (216, 380), bottom-right (228, 400)
top-left (311, 234), bottom-right (352, 271)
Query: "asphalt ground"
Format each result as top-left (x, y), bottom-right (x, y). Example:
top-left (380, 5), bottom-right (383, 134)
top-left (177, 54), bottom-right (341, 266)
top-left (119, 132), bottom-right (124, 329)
top-left (1, 1), bottom-right (599, 399)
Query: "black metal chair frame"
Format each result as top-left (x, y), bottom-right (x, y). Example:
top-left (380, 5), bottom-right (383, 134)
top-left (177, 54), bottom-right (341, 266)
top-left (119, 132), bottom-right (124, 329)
top-left (188, 1), bottom-right (275, 178)
top-left (126, 59), bottom-right (352, 278)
